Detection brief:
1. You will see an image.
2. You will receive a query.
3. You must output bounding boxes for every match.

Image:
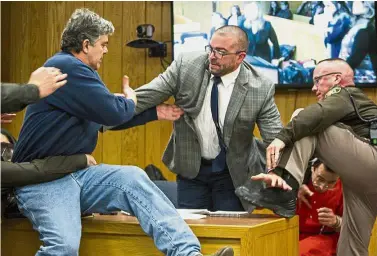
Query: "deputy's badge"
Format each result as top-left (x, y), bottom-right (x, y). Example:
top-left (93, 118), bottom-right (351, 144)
top-left (325, 86), bottom-right (341, 98)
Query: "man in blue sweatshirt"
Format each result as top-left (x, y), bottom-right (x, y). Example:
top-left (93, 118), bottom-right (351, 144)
top-left (12, 8), bottom-right (233, 256)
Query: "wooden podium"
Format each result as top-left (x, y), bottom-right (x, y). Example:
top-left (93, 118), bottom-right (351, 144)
top-left (2, 214), bottom-right (298, 256)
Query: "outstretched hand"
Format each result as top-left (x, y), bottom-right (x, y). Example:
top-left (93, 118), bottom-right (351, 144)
top-left (156, 104), bottom-right (184, 121)
top-left (28, 67), bottom-right (68, 98)
top-left (122, 75), bottom-right (137, 105)
top-left (251, 172), bottom-right (292, 190)
top-left (298, 184), bottom-right (313, 209)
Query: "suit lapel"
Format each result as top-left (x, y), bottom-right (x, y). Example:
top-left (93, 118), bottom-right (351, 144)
top-left (184, 59), bottom-right (211, 131)
top-left (223, 64), bottom-right (248, 146)
top-left (192, 61), bottom-right (211, 119)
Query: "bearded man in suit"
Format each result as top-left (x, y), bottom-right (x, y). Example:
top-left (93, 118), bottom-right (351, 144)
top-left (111, 25), bottom-right (283, 211)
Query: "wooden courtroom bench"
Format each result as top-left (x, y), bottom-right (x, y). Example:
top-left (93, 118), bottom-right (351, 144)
top-left (2, 214), bottom-right (376, 255)
top-left (2, 213), bottom-right (298, 256)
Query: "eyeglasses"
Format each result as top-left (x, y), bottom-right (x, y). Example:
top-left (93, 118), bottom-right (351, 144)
top-left (1, 142), bottom-right (14, 162)
top-left (312, 175), bottom-right (336, 190)
top-left (313, 72), bottom-right (342, 85)
top-left (205, 45), bottom-right (245, 59)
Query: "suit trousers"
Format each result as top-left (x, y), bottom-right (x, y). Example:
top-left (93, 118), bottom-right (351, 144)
top-left (177, 163), bottom-right (244, 211)
top-left (278, 124), bottom-right (377, 256)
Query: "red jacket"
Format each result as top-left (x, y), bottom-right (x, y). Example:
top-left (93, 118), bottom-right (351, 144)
top-left (298, 179), bottom-right (343, 235)
top-left (297, 179), bottom-right (343, 256)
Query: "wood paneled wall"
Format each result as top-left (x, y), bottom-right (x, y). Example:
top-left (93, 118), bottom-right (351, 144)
top-left (1, 2), bottom-right (376, 181)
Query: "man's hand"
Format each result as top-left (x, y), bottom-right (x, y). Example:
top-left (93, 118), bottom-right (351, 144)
top-left (157, 104), bottom-right (184, 121)
top-left (251, 172), bottom-right (292, 190)
top-left (1, 113), bottom-right (16, 124)
top-left (85, 154), bottom-right (97, 166)
top-left (28, 67), bottom-right (68, 98)
top-left (122, 76), bottom-right (137, 105)
top-left (298, 184), bottom-right (314, 209)
top-left (266, 138), bottom-right (286, 170)
top-left (317, 207), bottom-right (337, 227)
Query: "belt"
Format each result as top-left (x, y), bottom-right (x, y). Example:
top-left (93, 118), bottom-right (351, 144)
top-left (201, 158), bottom-right (214, 166)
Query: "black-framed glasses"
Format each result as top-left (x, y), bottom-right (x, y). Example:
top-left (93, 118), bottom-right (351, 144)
top-left (1, 142), bottom-right (14, 162)
top-left (205, 45), bottom-right (245, 59)
top-left (313, 72), bottom-right (342, 85)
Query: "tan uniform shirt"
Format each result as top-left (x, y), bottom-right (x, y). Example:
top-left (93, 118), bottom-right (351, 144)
top-left (277, 86), bottom-right (377, 146)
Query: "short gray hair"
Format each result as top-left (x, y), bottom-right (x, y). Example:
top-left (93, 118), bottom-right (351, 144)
top-left (61, 8), bottom-right (114, 53)
top-left (213, 25), bottom-right (249, 52)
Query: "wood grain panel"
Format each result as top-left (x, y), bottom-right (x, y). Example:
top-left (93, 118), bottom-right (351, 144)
top-left (47, 1), bottom-right (67, 57)
top-left (1, 2), bottom-right (11, 82)
top-left (65, 1), bottom-right (85, 19)
top-left (0, 1), bottom-right (14, 137)
top-left (294, 89), bottom-right (316, 108)
top-left (6, 1), bottom-right (30, 138)
top-left (121, 1), bottom-right (147, 167)
top-left (364, 88), bottom-right (377, 104)
top-left (0, 1), bottom-right (13, 135)
top-left (370, 219), bottom-right (377, 255)
top-left (101, 2), bottom-right (123, 165)
top-left (1, 215), bottom-right (299, 256)
top-left (28, 2), bottom-right (47, 71)
top-left (274, 89), bottom-right (297, 125)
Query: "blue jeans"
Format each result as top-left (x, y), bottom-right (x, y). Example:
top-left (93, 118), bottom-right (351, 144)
top-left (177, 166), bottom-right (244, 211)
top-left (15, 164), bottom-right (201, 256)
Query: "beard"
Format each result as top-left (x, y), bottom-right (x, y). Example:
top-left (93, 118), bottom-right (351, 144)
top-left (209, 62), bottom-right (236, 76)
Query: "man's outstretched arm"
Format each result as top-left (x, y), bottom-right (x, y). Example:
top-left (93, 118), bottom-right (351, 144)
top-left (1, 154), bottom-right (95, 187)
top-left (1, 67), bottom-right (67, 113)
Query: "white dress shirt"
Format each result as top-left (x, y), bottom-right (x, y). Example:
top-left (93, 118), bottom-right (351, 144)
top-left (194, 66), bottom-right (241, 159)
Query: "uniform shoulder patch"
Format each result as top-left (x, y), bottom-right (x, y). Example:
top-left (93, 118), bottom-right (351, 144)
top-left (325, 86), bottom-right (342, 98)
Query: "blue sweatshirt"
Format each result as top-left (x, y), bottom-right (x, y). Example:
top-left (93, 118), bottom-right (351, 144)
top-left (13, 52), bottom-right (156, 162)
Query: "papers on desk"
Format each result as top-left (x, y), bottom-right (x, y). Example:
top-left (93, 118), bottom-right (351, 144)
top-left (120, 210), bottom-right (250, 220)
top-left (177, 209), bottom-right (250, 219)
top-left (177, 209), bottom-right (207, 220)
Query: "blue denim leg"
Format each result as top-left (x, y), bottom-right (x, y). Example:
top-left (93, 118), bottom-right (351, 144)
top-left (15, 175), bottom-right (82, 256)
top-left (15, 164), bottom-right (201, 256)
top-left (72, 164), bottom-right (201, 256)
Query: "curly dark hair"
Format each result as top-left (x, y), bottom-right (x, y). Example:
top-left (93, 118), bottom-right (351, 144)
top-left (61, 8), bottom-right (114, 53)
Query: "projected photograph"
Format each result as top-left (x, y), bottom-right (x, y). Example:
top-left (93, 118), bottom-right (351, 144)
top-left (172, 1), bottom-right (377, 86)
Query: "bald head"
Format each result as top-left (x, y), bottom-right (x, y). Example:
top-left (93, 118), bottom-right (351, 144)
top-left (213, 25), bottom-right (249, 52)
top-left (316, 58), bottom-right (355, 87)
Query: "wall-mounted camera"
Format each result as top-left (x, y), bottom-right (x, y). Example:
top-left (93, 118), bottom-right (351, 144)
top-left (126, 24), bottom-right (167, 58)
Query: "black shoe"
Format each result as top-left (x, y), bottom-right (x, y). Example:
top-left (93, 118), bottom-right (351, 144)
top-left (235, 185), bottom-right (260, 206)
top-left (235, 179), bottom-right (264, 213)
top-left (212, 247), bottom-right (234, 256)
top-left (206, 246), bottom-right (234, 256)
top-left (250, 187), bottom-right (297, 218)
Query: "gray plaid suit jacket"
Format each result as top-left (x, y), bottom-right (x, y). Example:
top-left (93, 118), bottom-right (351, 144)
top-left (135, 52), bottom-right (283, 209)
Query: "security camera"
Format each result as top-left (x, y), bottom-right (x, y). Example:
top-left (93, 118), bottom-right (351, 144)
top-left (136, 24), bottom-right (155, 39)
top-left (126, 24), bottom-right (167, 58)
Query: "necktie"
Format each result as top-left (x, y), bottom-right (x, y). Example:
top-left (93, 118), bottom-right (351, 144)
top-left (210, 76), bottom-right (227, 172)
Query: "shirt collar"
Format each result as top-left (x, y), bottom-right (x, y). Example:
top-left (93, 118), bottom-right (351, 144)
top-left (211, 65), bottom-right (241, 88)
